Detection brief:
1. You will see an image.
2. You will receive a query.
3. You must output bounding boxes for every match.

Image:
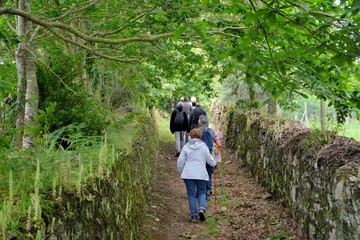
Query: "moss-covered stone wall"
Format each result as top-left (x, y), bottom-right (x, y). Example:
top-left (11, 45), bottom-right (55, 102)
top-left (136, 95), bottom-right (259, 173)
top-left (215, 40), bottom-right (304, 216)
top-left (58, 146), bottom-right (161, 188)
top-left (39, 111), bottom-right (158, 239)
top-left (224, 109), bottom-right (360, 240)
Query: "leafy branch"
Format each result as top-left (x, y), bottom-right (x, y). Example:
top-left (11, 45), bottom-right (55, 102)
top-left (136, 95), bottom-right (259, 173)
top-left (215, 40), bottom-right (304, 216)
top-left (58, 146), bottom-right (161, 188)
top-left (248, 0), bottom-right (282, 79)
top-left (0, 7), bottom-right (175, 45)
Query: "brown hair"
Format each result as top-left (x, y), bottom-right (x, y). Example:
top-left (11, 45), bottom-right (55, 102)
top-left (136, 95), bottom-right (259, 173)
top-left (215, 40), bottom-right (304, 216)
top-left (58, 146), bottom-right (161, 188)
top-left (189, 128), bottom-right (202, 139)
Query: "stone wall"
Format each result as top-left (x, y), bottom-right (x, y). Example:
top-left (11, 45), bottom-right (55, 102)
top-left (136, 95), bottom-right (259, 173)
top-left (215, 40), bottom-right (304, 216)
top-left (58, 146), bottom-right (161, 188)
top-left (40, 111), bottom-right (158, 239)
top-left (223, 109), bottom-right (360, 240)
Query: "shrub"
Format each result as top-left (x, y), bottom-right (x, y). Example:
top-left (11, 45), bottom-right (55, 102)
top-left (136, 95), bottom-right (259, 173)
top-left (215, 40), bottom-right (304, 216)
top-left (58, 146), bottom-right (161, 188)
top-left (36, 52), bottom-right (110, 142)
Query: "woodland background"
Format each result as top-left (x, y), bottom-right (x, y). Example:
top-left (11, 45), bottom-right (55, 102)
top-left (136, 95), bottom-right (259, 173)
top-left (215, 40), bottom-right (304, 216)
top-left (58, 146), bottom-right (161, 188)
top-left (0, 0), bottom-right (359, 238)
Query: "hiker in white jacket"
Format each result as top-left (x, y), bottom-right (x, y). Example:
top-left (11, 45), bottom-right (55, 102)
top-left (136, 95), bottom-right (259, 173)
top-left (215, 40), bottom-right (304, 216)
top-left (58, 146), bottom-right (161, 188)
top-left (177, 128), bottom-right (217, 223)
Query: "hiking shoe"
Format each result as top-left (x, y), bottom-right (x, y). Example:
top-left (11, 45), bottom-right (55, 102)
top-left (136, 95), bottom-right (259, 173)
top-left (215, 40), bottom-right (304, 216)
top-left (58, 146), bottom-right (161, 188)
top-left (190, 216), bottom-right (198, 223)
top-left (198, 209), bottom-right (206, 222)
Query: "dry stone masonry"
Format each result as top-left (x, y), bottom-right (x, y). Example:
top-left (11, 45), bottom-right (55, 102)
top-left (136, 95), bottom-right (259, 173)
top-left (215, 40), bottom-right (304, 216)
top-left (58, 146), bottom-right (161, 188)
top-left (222, 109), bottom-right (360, 240)
top-left (39, 112), bottom-right (158, 239)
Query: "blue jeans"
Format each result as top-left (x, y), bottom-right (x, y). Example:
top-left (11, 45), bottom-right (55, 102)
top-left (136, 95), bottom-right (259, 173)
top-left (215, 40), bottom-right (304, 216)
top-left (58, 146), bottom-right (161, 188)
top-left (183, 179), bottom-right (207, 217)
top-left (206, 164), bottom-right (214, 192)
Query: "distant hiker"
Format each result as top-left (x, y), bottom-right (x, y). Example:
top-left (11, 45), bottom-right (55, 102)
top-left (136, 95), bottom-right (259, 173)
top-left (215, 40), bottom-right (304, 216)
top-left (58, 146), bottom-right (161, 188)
top-left (198, 115), bottom-right (221, 198)
top-left (182, 97), bottom-right (193, 120)
top-left (198, 115), bottom-right (221, 147)
top-left (182, 97), bottom-right (193, 142)
top-left (191, 101), bottom-right (197, 110)
top-left (191, 96), bottom-right (197, 110)
top-left (189, 103), bottom-right (207, 129)
top-left (175, 97), bottom-right (184, 108)
top-left (170, 102), bottom-right (189, 156)
top-left (177, 128), bottom-right (217, 223)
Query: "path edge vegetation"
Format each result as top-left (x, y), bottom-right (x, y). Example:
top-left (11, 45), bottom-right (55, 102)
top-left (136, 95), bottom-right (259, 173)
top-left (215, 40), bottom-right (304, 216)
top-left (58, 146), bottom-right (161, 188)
top-left (0, 107), bottom-right (159, 239)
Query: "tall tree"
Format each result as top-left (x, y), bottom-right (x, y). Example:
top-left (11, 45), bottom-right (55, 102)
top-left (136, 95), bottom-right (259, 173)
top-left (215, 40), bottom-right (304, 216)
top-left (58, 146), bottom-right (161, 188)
top-left (13, 0), bottom-right (38, 148)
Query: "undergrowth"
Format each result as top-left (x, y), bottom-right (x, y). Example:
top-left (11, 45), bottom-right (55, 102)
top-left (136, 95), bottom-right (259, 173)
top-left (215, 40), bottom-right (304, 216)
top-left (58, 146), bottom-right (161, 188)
top-left (0, 108), bottom-right (148, 238)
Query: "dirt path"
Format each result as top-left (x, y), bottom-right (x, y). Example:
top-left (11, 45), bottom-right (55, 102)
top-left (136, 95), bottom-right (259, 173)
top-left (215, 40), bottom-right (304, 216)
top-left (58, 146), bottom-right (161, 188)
top-left (141, 140), bottom-right (300, 240)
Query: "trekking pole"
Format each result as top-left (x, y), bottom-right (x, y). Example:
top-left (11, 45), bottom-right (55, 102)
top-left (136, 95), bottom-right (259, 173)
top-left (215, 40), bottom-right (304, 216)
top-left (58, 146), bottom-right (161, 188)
top-left (216, 163), bottom-right (224, 195)
top-left (213, 167), bottom-right (218, 220)
top-left (212, 145), bottom-right (224, 196)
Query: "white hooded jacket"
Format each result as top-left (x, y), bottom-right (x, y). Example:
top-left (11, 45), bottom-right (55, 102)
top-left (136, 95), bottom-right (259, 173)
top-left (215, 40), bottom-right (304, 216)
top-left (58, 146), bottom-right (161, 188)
top-left (177, 139), bottom-right (217, 181)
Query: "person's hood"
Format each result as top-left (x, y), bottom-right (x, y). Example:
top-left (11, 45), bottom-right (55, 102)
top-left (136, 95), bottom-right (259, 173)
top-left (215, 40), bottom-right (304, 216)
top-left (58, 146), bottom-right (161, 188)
top-left (187, 139), bottom-right (204, 150)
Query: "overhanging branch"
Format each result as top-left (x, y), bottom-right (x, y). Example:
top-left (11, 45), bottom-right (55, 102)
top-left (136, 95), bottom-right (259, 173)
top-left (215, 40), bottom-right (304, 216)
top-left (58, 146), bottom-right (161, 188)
top-left (0, 7), bottom-right (175, 45)
top-left (47, 27), bottom-right (139, 63)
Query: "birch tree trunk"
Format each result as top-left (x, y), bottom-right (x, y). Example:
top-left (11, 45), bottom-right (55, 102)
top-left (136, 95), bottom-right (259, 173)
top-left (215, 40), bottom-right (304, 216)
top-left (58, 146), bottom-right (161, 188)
top-left (22, 42), bottom-right (39, 148)
top-left (14, 0), bottom-right (27, 148)
top-left (22, 0), bottom-right (38, 148)
top-left (15, 0), bottom-right (39, 148)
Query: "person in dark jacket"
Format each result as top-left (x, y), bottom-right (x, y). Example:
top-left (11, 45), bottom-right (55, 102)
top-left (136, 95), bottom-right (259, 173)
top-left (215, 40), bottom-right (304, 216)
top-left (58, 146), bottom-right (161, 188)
top-left (170, 103), bottom-right (189, 156)
top-left (182, 97), bottom-right (192, 142)
top-left (189, 104), bottom-right (207, 130)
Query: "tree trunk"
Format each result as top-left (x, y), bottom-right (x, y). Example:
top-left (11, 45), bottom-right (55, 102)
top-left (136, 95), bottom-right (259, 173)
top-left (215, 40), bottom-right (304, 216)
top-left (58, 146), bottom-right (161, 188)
top-left (320, 99), bottom-right (326, 131)
top-left (15, 0), bottom-right (39, 148)
top-left (301, 102), bottom-right (309, 124)
top-left (14, 0), bottom-right (27, 148)
top-left (268, 94), bottom-right (277, 115)
top-left (22, 0), bottom-right (39, 148)
top-left (22, 42), bottom-right (39, 148)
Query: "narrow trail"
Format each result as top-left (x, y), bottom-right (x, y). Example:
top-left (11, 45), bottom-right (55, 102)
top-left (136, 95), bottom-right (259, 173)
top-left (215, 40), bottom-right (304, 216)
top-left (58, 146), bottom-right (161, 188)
top-left (141, 140), bottom-right (300, 240)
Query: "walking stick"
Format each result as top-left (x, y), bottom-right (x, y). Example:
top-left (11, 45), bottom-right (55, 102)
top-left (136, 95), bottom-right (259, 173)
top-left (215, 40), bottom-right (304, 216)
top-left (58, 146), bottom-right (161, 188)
top-left (216, 164), bottom-right (224, 195)
top-left (212, 143), bottom-right (224, 195)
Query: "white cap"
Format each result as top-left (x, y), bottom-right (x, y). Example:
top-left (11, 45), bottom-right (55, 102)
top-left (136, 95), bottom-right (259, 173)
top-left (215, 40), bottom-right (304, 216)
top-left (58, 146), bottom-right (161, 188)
top-left (190, 96), bottom-right (196, 102)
